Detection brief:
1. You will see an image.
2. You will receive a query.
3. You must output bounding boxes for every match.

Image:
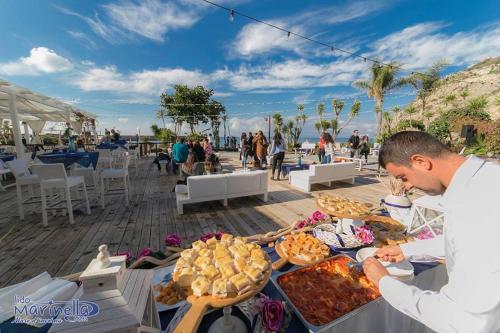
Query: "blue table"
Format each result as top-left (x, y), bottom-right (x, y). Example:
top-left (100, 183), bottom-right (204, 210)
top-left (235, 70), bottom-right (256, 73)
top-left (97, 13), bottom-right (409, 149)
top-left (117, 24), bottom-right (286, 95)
top-left (281, 163), bottom-right (310, 177)
top-left (0, 154), bottom-right (15, 162)
top-left (37, 152), bottom-right (99, 170)
top-left (96, 142), bottom-right (128, 150)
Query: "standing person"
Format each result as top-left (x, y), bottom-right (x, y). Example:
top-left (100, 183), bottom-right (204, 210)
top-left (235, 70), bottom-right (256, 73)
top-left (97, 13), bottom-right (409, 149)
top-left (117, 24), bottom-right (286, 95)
top-left (240, 132), bottom-right (251, 168)
top-left (363, 131), bottom-right (500, 333)
top-left (208, 134), bottom-right (213, 145)
top-left (192, 141), bottom-right (205, 162)
top-left (225, 136), bottom-right (230, 148)
top-left (253, 130), bottom-right (268, 169)
top-left (270, 132), bottom-right (286, 180)
top-left (202, 137), bottom-right (212, 160)
top-left (171, 138), bottom-right (189, 174)
top-left (317, 133), bottom-right (325, 163)
top-left (323, 132), bottom-right (335, 164)
top-left (359, 135), bottom-right (370, 163)
top-left (204, 153), bottom-right (223, 174)
top-left (348, 129), bottom-right (360, 158)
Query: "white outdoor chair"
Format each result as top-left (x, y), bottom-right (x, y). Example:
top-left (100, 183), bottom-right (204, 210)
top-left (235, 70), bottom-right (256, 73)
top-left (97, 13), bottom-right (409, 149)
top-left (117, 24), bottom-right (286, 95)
top-left (128, 147), bottom-right (139, 177)
top-left (96, 149), bottom-right (113, 169)
top-left (72, 164), bottom-right (98, 196)
top-left (6, 159), bottom-right (41, 219)
top-left (31, 163), bottom-right (90, 226)
top-left (100, 152), bottom-right (131, 208)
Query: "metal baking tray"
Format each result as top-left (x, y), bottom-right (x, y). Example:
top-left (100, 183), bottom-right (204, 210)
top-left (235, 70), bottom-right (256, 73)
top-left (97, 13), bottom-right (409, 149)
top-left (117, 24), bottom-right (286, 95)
top-left (270, 254), bottom-right (382, 332)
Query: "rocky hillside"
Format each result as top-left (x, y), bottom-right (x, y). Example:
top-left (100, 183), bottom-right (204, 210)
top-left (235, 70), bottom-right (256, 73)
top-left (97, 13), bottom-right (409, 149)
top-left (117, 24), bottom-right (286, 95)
top-left (409, 57), bottom-right (500, 121)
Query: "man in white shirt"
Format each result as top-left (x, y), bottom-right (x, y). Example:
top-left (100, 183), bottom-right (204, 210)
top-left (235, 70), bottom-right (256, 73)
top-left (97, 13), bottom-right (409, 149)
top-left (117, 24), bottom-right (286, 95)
top-left (363, 131), bottom-right (500, 333)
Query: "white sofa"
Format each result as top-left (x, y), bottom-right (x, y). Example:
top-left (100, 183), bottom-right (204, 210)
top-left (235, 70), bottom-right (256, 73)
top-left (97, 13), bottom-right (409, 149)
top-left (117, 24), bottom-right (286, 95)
top-left (289, 162), bottom-right (356, 192)
top-left (175, 170), bottom-right (268, 214)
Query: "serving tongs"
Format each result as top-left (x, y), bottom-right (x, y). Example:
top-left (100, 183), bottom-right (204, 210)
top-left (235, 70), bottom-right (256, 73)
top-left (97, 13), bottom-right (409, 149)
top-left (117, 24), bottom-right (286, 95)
top-left (347, 255), bottom-right (380, 272)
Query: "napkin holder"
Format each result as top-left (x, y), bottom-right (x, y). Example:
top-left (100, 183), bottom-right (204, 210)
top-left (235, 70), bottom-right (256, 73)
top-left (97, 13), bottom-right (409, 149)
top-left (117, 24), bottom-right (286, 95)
top-left (79, 244), bottom-right (126, 293)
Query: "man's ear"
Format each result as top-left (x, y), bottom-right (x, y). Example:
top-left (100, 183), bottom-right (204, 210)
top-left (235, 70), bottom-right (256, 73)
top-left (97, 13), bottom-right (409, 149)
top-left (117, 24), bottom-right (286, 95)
top-left (410, 154), bottom-right (432, 171)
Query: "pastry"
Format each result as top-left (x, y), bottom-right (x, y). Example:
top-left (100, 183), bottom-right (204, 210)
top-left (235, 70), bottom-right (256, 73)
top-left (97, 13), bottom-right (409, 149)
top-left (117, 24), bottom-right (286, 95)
top-left (193, 256), bottom-right (211, 270)
top-left (219, 264), bottom-right (236, 279)
top-left (229, 273), bottom-right (251, 294)
top-left (251, 249), bottom-right (265, 260)
top-left (191, 276), bottom-right (210, 297)
top-left (220, 234), bottom-right (234, 244)
top-left (214, 247), bottom-right (230, 259)
top-left (206, 237), bottom-right (218, 249)
top-left (233, 258), bottom-right (247, 273)
top-left (198, 248), bottom-right (213, 258)
top-left (212, 278), bottom-right (228, 298)
top-left (177, 268), bottom-right (195, 287)
top-left (180, 249), bottom-right (196, 262)
top-left (243, 266), bottom-right (262, 283)
top-left (279, 232), bottom-right (329, 262)
top-left (201, 265), bottom-right (220, 280)
top-left (251, 257), bottom-right (269, 271)
top-left (317, 194), bottom-right (372, 217)
top-left (192, 240), bottom-right (207, 251)
top-left (214, 255), bottom-right (233, 268)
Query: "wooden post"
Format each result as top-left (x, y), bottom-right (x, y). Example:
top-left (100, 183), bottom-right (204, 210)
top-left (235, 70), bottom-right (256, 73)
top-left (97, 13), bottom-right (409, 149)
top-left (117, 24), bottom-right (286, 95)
top-left (8, 93), bottom-right (24, 155)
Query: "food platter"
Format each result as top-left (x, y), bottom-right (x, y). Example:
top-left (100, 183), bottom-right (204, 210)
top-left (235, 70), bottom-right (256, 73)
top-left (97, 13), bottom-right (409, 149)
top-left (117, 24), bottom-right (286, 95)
top-left (271, 232), bottom-right (330, 270)
top-left (316, 194), bottom-right (373, 219)
top-left (173, 253), bottom-right (272, 333)
top-left (271, 255), bottom-right (382, 332)
top-left (312, 223), bottom-right (368, 251)
top-left (152, 265), bottom-right (187, 312)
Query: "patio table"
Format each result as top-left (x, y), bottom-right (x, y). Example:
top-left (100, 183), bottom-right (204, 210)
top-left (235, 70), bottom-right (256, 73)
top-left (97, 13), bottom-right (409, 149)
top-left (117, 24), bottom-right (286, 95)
top-left (96, 141), bottom-right (128, 150)
top-left (280, 163), bottom-right (309, 178)
top-left (37, 152), bottom-right (99, 170)
top-left (0, 153), bottom-right (15, 162)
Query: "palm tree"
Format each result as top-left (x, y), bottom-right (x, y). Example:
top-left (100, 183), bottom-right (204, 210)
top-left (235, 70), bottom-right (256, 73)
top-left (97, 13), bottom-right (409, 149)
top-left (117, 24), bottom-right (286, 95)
top-left (316, 103), bottom-right (325, 122)
top-left (400, 61), bottom-right (446, 115)
top-left (314, 122), bottom-right (322, 135)
top-left (353, 61), bottom-right (405, 138)
top-left (423, 111), bottom-right (434, 129)
top-left (283, 120), bottom-right (294, 146)
top-left (405, 105), bottom-right (418, 128)
top-left (156, 109), bottom-right (167, 129)
top-left (272, 113), bottom-right (283, 133)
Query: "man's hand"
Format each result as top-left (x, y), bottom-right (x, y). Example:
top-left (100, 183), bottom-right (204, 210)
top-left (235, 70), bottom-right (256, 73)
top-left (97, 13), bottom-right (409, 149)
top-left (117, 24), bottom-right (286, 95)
top-left (375, 245), bottom-right (405, 263)
top-left (363, 257), bottom-right (389, 288)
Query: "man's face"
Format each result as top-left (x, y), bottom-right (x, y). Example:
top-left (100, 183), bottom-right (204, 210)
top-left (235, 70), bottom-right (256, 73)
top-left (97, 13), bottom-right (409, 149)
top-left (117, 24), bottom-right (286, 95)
top-left (354, 131), bottom-right (359, 136)
top-left (385, 158), bottom-right (446, 195)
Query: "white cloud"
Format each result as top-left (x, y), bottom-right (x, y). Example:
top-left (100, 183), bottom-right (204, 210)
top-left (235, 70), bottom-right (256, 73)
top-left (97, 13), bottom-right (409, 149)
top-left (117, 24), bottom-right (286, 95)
top-left (67, 30), bottom-right (98, 49)
top-left (75, 65), bottom-right (208, 94)
top-left (223, 58), bottom-right (368, 91)
top-left (103, 0), bottom-right (200, 42)
top-left (213, 92), bottom-right (234, 97)
top-left (229, 116), bottom-right (268, 134)
top-left (369, 21), bottom-right (500, 70)
top-left (118, 118), bottom-right (129, 123)
top-left (232, 0), bottom-right (390, 57)
top-left (0, 47), bottom-right (72, 76)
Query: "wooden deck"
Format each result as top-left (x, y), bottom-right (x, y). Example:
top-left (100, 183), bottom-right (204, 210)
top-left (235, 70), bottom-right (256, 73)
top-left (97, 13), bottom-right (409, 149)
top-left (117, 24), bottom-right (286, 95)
top-left (0, 152), bottom-right (406, 287)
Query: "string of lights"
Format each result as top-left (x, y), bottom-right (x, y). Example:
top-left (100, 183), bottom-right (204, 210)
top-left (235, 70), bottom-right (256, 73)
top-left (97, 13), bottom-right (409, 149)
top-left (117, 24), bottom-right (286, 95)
top-left (199, 0), bottom-right (433, 78)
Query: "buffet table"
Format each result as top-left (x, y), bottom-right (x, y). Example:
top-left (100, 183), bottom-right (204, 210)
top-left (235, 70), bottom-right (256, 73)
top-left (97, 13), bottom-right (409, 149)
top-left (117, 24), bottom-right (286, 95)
top-left (37, 152), bottom-right (99, 169)
top-left (155, 245), bottom-right (445, 333)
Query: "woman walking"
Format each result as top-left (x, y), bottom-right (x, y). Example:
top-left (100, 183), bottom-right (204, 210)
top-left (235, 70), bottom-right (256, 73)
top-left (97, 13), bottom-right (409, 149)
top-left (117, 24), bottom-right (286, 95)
top-left (240, 132), bottom-right (251, 168)
top-left (270, 132), bottom-right (286, 180)
top-left (253, 130), bottom-right (269, 169)
top-left (202, 137), bottom-right (213, 160)
top-left (323, 132), bottom-right (335, 164)
top-left (317, 133), bottom-right (325, 163)
top-left (359, 135), bottom-right (370, 163)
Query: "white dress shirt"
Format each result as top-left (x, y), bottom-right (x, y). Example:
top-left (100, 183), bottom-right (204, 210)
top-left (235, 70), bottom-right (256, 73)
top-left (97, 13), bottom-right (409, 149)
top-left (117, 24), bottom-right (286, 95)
top-left (379, 156), bottom-right (500, 333)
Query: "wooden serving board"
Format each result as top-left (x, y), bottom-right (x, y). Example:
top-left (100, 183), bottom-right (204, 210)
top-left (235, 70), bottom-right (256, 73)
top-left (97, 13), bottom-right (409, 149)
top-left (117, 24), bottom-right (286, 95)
top-left (173, 255), bottom-right (272, 333)
top-left (272, 241), bottom-right (328, 270)
top-left (362, 214), bottom-right (406, 232)
top-left (316, 203), bottom-right (371, 220)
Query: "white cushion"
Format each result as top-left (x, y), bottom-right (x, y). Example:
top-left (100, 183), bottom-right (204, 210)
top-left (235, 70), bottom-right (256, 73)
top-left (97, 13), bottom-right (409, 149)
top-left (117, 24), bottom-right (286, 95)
top-left (101, 168), bottom-right (128, 178)
top-left (187, 174), bottom-right (227, 199)
top-left (226, 172), bottom-right (261, 195)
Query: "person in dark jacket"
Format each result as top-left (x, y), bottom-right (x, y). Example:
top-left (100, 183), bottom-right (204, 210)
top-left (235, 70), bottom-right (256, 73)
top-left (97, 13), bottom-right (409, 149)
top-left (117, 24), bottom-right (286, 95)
top-left (348, 130), bottom-right (360, 158)
top-left (359, 135), bottom-right (370, 162)
top-left (192, 141), bottom-right (206, 162)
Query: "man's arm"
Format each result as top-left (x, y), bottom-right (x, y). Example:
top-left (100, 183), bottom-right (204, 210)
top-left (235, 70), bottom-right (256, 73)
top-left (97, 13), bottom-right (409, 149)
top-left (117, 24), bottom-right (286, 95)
top-left (379, 277), bottom-right (492, 333)
top-left (400, 235), bottom-right (445, 259)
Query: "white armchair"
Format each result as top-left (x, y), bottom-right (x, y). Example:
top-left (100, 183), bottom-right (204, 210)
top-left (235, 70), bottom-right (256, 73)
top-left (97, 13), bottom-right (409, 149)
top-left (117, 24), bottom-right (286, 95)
top-left (289, 162), bottom-right (356, 192)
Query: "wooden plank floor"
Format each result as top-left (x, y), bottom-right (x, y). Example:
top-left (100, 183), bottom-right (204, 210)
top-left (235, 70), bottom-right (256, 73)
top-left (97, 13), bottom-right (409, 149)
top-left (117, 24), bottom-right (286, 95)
top-left (0, 152), bottom-right (408, 287)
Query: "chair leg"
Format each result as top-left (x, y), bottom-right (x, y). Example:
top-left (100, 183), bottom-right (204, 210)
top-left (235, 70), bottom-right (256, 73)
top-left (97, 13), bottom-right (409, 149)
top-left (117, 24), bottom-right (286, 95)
top-left (16, 184), bottom-right (24, 220)
top-left (28, 184), bottom-right (34, 199)
top-left (100, 176), bottom-right (105, 209)
top-left (82, 183), bottom-right (91, 215)
top-left (65, 186), bottom-right (75, 224)
top-left (41, 187), bottom-right (48, 227)
top-left (124, 176), bottom-right (129, 206)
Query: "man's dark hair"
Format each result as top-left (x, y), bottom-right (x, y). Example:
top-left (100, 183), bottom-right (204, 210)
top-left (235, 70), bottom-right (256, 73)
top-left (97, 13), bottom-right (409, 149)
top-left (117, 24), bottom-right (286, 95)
top-left (379, 131), bottom-right (451, 168)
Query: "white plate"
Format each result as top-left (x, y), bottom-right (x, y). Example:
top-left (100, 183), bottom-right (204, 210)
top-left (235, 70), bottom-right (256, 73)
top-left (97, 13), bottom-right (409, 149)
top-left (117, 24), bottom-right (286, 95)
top-left (356, 247), bottom-right (414, 278)
top-left (151, 265), bottom-right (186, 312)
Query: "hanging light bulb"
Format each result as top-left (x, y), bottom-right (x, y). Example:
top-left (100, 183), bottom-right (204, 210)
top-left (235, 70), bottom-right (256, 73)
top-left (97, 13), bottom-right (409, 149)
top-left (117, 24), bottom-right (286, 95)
top-left (363, 57), bottom-right (367, 62)
top-left (229, 10), bottom-right (235, 22)
top-left (287, 31), bottom-right (291, 39)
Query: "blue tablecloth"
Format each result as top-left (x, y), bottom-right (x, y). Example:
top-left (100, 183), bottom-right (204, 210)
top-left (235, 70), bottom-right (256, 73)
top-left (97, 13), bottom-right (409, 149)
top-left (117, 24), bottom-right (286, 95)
top-left (96, 142), bottom-right (128, 150)
top-left (0, 154), bottom-right (15, 162)
top-left (281, 163), bottom-right (310, 177)
top-left (37, 152), bottom-right (99, 170)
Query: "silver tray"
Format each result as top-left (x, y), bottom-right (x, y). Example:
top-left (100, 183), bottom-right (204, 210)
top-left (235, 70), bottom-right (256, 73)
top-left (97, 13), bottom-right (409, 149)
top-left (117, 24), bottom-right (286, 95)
top-left (270, 254), bottom-right (382, 332)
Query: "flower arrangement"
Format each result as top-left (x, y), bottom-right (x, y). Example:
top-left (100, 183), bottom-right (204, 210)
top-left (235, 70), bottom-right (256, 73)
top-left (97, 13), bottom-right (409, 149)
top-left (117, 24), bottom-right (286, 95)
top-left (164, 234), bottom-right (182, 247)
top-left (354, 225), bottom-right (375, 244)
top-left (253, 294), bottom-right (291, 333)
top-left (295, 210), bottom-right (329, 229)
top-left (200, 231), bottom-right (224, 242)
top-left (117, 251), bottom-right (135, 266)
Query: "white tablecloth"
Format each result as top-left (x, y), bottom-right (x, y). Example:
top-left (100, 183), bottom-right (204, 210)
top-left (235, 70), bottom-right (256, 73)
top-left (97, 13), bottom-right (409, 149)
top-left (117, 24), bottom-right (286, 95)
top-left (323, 264), bottom-right (448, 333)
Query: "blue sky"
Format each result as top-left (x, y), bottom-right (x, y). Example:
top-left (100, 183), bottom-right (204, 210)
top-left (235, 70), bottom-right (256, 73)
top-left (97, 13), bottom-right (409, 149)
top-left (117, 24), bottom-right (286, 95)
top-left (0, 0), bottom-right (499, 136)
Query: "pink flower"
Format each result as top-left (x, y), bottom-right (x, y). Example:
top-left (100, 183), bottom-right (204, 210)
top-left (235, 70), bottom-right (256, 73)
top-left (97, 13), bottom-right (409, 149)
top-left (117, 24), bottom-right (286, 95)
top-left (117, 251), bottom-right (133, 261)
top-left (416, 227), bottom-right (441, 240)
top-left (200, 231), bottom-right (224, 242)
top-left (354, 226), bottom-right (375, 244)
top-left (164, 234), bottom-right (182, 247)
top-left (295, 220), bottom-right (306, 229)
top-left (138, 248), bottom-right (153, 259)
top-left (311, 210), bottom-right (326, 221)
top-left (262, 300), bottom-right (284, 332)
